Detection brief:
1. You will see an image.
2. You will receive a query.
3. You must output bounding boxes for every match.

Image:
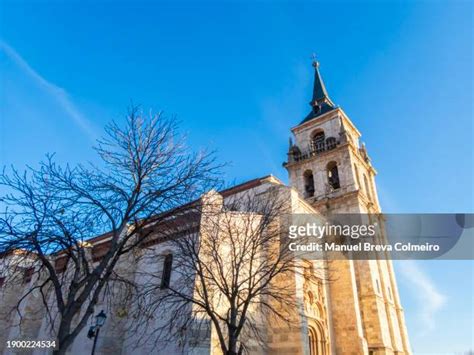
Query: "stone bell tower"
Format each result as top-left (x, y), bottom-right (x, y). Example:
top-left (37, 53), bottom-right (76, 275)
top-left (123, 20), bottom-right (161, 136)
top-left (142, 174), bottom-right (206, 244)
top-left (284, 59), bottom-right (412, 355)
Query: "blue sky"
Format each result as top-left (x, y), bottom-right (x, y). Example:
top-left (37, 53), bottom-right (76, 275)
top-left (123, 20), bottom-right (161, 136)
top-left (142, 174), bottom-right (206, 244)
top-left (0, 0), bottom-right (473, 353)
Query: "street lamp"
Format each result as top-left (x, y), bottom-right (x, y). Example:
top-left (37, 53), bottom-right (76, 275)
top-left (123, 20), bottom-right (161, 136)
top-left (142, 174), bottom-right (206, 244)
top-left (95, 310), bottom-right (107, 327)
top-left (87, 310), bottom-right (107, 355)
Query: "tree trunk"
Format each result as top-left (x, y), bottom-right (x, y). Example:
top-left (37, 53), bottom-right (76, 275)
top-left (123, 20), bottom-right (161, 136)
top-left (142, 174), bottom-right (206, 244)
top-left (53, 338), bottom-right (72, 355)
top-left (54, 319), bottom-right (74, 355)
top-left (227, 333), bottom-right (238, 355)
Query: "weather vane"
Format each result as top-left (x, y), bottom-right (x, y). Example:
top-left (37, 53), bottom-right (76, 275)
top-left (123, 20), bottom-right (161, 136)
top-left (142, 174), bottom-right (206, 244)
top-left (311, 53), bottom-right (319, 67)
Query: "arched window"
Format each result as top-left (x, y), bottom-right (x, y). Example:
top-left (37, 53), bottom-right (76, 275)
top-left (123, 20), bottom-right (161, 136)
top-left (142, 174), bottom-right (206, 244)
top-left (160, 254), bottom-right (173, 289)
top-left (327, 162), bottom-right (340, 190)
top-left (304, 170), bottom-right (315, 198)
top-left (325, 137), bottom-right (337, 150)
top-left (363, 174), bottom-right (372, 201)
top-left (312, 131), bottom-right (325, 153)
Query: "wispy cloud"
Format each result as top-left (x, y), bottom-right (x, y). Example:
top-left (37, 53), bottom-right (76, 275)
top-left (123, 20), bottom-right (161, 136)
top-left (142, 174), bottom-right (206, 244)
top-left (0, 40), bottom-right (97, 140)
top-left (397, 260), bottom-right (446, 334)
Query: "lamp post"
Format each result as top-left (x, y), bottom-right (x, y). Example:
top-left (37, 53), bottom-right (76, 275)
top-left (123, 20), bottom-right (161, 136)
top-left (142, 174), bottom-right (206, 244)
top-left (87, 310), bottom-right (107, 355)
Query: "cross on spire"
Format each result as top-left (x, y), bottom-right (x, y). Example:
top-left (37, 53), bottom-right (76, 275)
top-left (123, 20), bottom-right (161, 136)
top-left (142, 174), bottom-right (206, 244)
top-left (311, 53), bottom-right (319, 68)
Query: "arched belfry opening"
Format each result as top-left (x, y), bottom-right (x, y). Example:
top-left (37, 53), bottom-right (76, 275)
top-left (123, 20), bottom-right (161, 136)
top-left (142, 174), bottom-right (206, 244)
top-left (311, 130), bottom-right (326, 153)
top-left (326, 137), bottom-right (337, 150)
top-left (326, 161), bottom-right (340, 190)
top-left (304, 170), bottom-right (315, 198)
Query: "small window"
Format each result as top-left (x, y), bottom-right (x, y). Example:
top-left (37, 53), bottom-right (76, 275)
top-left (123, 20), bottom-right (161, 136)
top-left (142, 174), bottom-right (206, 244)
top-left (0, 276), bottom-right (5, 288)
top-left (160, 254), bottom-right (173, 289)
top-left (303, 170), bottom-right (315, 197)
top-left (312, 104), bottom-right (321, 114)
top-left (376, 279), bottom-right (381, 294)
top-left (327, 162), bottom-right (340, 190)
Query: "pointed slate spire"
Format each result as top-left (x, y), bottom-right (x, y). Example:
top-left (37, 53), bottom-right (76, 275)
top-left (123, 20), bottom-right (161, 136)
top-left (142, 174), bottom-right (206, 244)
top-left (300, 56), bottom-right (336, 124)
top-left (310, 59), bottom-right (334, 107)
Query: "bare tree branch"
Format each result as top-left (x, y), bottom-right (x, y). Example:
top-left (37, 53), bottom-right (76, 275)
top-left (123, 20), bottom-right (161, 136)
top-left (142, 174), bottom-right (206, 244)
top-left (0, 106), bottom-right (221, 354)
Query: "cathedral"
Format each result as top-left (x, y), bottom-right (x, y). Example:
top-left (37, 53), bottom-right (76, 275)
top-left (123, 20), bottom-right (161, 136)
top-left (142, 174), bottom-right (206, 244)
top-left (0, 61), bottom-right (411, 355)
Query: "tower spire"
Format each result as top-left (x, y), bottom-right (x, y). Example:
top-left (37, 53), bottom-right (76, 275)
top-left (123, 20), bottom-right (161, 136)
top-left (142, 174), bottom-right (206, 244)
top-left (301, 56), bottom-right (336, 124)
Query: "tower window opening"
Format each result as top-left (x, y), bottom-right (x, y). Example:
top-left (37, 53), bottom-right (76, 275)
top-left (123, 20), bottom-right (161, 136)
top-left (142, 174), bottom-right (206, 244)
top-left (160, 254), bottom-right (173, 289)
top-left (304, 170), bottom-right (315, 198)
top-left (326, 137), bottom-right (337, 150)
top-left (312, 104), bottom-right (321, 114)
top-left (312, 131), bottom-right (325, 153)
top-left (327, 162), bottom-right (340, 190)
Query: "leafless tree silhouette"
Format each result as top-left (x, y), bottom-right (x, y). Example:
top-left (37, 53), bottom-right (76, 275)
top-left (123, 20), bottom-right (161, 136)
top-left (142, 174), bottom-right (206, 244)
top-left (0, 106), bottom-right (220, 354)
top-left (129, 186), bottom-right (303, 355)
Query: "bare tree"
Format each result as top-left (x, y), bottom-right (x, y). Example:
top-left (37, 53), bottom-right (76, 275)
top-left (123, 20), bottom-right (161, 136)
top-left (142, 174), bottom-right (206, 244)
top-left (131, 185), bottom-right (302, 355)
top-left (0, 106), bottom-right (220, 354)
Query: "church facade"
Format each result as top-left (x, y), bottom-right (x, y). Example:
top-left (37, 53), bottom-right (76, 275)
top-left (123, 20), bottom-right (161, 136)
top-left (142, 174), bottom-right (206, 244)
top-left (0, 61), bottom-right (411, 355)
